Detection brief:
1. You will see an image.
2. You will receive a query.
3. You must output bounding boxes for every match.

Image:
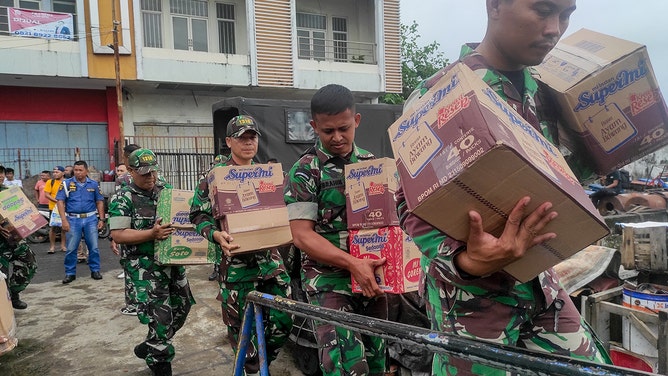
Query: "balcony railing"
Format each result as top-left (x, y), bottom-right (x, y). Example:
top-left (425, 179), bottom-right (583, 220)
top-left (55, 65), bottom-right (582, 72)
top-left (298, 39), bottom-right (377, 65)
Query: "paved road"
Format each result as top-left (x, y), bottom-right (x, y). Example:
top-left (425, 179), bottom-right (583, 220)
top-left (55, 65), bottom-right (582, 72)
top-left (1, 235), bottom-right (305, 376)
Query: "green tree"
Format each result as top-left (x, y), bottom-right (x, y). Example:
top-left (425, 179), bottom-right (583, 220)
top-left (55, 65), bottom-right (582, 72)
top-left (381, 21), bottom-right (448, 104)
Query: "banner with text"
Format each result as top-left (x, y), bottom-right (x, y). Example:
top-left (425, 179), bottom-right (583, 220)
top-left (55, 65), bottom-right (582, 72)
top-left (8, 8), bottom-right (74, 41)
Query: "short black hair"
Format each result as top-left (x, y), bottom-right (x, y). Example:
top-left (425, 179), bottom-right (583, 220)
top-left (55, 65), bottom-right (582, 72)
top-left (41, 170), bottom-right (51, 174)
top-left (0, 166), bottom-right (4, 174)
top-left (74, 160), bottom-right (88, 169)
top-left (124, 144), bottom-right (141, 157)
top-left (311, 84), bottom-right (355, 118)
top-left (5, 167), bottom-right (14, 174)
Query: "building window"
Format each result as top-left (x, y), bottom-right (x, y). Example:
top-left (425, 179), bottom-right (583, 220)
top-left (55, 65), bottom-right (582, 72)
top-left (141, 0), bottom-right (163, 48)
top-left (171, 0), bottom-right (208, 52)
top-left (216, 3), bottom-right (235, 54)
top-left (332, 16), bottom-right (347, 62)
top-left (53, 0), bottom-right (76, 39)
top-left (297, 12), bottom-right (325, 61)
top-left (0, 0), bottom-right (41, 35)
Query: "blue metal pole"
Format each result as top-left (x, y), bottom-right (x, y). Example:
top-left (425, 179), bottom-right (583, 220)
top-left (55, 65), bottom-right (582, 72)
top-left (254, 303), bottom-right (270, 376)
top-left (233, 302), bottom-right (255, 376)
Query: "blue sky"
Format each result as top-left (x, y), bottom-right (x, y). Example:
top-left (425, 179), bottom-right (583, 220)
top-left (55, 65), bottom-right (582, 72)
top-left (399, 1), bottom-right (668, 90)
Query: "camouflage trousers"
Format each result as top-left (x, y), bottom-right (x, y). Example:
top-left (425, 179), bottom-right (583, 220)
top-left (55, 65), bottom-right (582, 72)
top-left (308, 291), bottom-right (387, 376)
top-left (120, 257), bottom-right (137, 307)
top-left (0, 239), bottom-right (37, 294)
top-left (425, 275), bottom-right (611, 375)
top-left (127, 256), bottom-right (195, 366)
top-left (219, 275), bottom-right (292, 374)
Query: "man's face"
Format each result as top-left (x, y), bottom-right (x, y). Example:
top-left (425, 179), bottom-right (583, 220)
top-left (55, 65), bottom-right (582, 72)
top-left (311, 109), bottom-right (360, 157)
top-left (52, 169), bottom-right (63, 179)
top-left (489, 0), bottom-right (576, 69)
top-left (0, 171), bottom-right (4, 185)
top-left (116, 165), bottom-right (128, 176)
top-left (73, 165), bottom-right (87, 180)
top-left (64, 166), bottom-right (73, 177)
top-left (6, 171), bottom-right (14, 181)
top-left (40, 172), bottom-right (50, 181)
top-left (130, 169), bottom-right (157, 191)
top-left (226, 131), bottom-right (258, 165)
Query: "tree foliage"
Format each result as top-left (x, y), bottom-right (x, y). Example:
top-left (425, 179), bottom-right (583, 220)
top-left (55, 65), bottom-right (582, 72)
top-left (381, 21), bottom-right (449, 104)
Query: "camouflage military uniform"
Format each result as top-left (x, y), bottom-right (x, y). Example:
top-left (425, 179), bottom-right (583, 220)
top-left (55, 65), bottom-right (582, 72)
top-left (189, 154), bottom-right (292, 374)
top-left (284, 141), bottom-right (387, 376)
top-left (0, 185), bottom-right (37, 299)
top-left (397, 47), bottom-right (610, 375)
top-left (108, 181), bottom-right (194, 367)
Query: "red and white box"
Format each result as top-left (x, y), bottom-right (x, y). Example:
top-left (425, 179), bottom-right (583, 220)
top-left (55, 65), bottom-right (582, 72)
top-left (348, 226), bottom-right (420, 294)
top-left (345, 158), bottom-right (400, 229)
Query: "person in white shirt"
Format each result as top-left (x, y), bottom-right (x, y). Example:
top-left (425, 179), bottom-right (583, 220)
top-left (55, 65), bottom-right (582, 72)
top-left (3, 167), bottom-right (22, 188)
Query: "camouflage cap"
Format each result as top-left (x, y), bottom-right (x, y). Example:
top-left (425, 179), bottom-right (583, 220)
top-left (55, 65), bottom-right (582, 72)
top-left (227, 115), bottom-right (261, 138)
top-left (127, 148), bottom-right (160, 175)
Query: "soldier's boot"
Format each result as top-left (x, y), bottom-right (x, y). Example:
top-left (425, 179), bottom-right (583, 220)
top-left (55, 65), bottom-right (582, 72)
top-left (11, 292), bottom-right (27, 310)
top-left (208, 264), bottom-right (219, 281)
top-left (149, 362), bottom-right (172, 376)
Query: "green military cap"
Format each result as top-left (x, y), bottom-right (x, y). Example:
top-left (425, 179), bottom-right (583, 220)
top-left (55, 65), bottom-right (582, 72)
top-left (128, 148), bottom-right (160, 175)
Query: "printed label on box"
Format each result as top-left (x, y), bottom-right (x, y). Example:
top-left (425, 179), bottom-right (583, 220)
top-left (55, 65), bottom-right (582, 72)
top-left (583, 103), bottom-right (637, 153)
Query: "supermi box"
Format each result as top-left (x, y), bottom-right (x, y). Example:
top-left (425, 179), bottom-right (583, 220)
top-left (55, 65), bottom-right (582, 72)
top-left (0, 186), bottom-right (47, 243)
top-left (207, 163), bottom-right (285, 219)
top-left (388, 62), bottom-right (609, 282)
top-left (536, 28), bottom-right (668, 174)
top-left (155, 189), bottom-right (216, 265)
top-left (348, 226), bottom-right (420, 294)
top-left (345, 158), bottom-right (399, 229)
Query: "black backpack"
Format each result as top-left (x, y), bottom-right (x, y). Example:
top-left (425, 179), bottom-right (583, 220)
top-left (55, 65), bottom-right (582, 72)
top-left (619, 169), bottom-right (631, 189)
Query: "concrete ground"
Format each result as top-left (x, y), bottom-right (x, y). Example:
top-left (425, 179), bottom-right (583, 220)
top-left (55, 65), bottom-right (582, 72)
top-left (0, 238), bottom-right (304, 376)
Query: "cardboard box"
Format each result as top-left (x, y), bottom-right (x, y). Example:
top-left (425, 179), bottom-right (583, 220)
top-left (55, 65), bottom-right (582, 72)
top-left (536, 28), bottom-right (668, 174)
top-left (0, 186), bottom-right (48, 243)
top-left (155, 189), bottom-right (216, 265)
top-left (207, 163), bottom-right (285, 219)
top-left (219, 206), bottom-right (293, 254)
top-left (349, 226), bottom-right (420, 294)
top-left (388, 62), bottom-right (609, 282)
top-left (0, 274), bottom-right (18, 356)
top-left (345, 158), bottom-right (400, 229)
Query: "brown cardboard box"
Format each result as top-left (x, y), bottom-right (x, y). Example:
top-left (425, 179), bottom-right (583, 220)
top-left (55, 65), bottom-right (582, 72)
top-left (388, 62), bottom-right (609, 282)
top-left (207, 163), bottom-right (285, 219)
top-left (536, 28), bottom-right (668, 174)
top-left (348, 226), bottom-right (420, 294)
top-left (0, 186), bottom-right (48, 243)
top-left (154, 189), bottom-right (216, 265)
top-left (219, 207), bottom-right (292, 254)
top-left (345, 158), bottom-right (400, 229)
top-left (0, 274), bottom-right (18, 356)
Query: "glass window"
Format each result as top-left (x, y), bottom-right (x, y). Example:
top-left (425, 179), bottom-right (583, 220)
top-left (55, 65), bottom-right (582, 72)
top-left (141, 0), bottom-right (163, 47)
top-left (172, 16), bottom-right (188, 50)
top-left (170, 0), bottom-right (208, 51)
top-left (297, 12), bottom-right (326, 61)
top-left (0, 0), bottom-right (41, 34)
top-left (191, 18), bottom-right (207, 52)
top-left (332, 17), bottom-right (347, 62)
top-left (216, 3), bottom-right (235, 54)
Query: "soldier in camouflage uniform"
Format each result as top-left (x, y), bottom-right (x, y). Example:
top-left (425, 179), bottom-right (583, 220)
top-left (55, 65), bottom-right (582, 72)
top-left (284, 84), bottom-right (388, 376)
top-left (109, 149), bottom-right (194, 376)
top-left (0, 166), bottom-right (37, 310)
top-left (397, 1), bottom-right (610, 375)
top-left (189, 115), bottom-right (292, 376)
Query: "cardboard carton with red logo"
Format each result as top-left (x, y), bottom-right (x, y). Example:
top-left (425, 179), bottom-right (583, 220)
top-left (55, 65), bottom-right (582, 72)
top-left (207, 163), bottom-right (285, 219)
top-left (348, 226), bottom-right (420, 294)
top-left (536, 28), bottom-right (668, 174)
top-left (155, 189), bottom-right (216, 265)
top-left (0, 186), bottom-right (48, 243)
top-left (388, 62), bottom-right (609, 283)
top-left (345, 158), bottom-right (399, 229)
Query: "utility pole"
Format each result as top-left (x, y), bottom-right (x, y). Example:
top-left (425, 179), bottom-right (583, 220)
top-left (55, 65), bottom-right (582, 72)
top-left (112, 1), bottom-right (124, 166)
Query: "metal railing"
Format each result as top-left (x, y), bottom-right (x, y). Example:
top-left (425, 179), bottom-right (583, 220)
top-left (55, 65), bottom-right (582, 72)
top-left (0, 147), bottom-right (109, 180)
top-left (235, 291), bottom-right (656, 376)
top-left (298, 39), bottom-right (377, 65)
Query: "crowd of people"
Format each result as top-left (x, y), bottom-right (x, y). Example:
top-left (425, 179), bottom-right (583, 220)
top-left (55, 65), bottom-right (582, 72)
top-left (1, 1), bottom-right (626, 375)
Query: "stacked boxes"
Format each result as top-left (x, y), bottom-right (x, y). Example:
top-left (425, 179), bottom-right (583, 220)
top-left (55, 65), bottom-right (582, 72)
top-left (0, 186), bottom-right (47, 243)
top-left (207, 163), bottom-right (292, 254)
top-left (348, 227), bottom-right (420, 294)
top-left (154, 189), bottom-right (216, 265)
top-left (536, 28), bottom-right (668, 174)
top-left (388, 62), bottom-right (609, 283)
top-left (345, 158), bottom-right (418, 293)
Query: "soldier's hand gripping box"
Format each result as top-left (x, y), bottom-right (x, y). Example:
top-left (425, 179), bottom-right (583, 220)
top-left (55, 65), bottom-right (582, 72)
top-left (0, 186), bottom-right (47, 243)
top-left (348, 226), bottom-right (420, 294)
top-left (388, 62), bottom-right (609, 283)
top-left (218, 206), bottom-right (293, 255)
top-left (345, 158), bottom-right (400, 229)
top-left (155, 189), bottom-right (216, 265)
top-left (536, 28), bottom-right (668, 174)
top-left (207, 163), bottom-right (285, 219)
